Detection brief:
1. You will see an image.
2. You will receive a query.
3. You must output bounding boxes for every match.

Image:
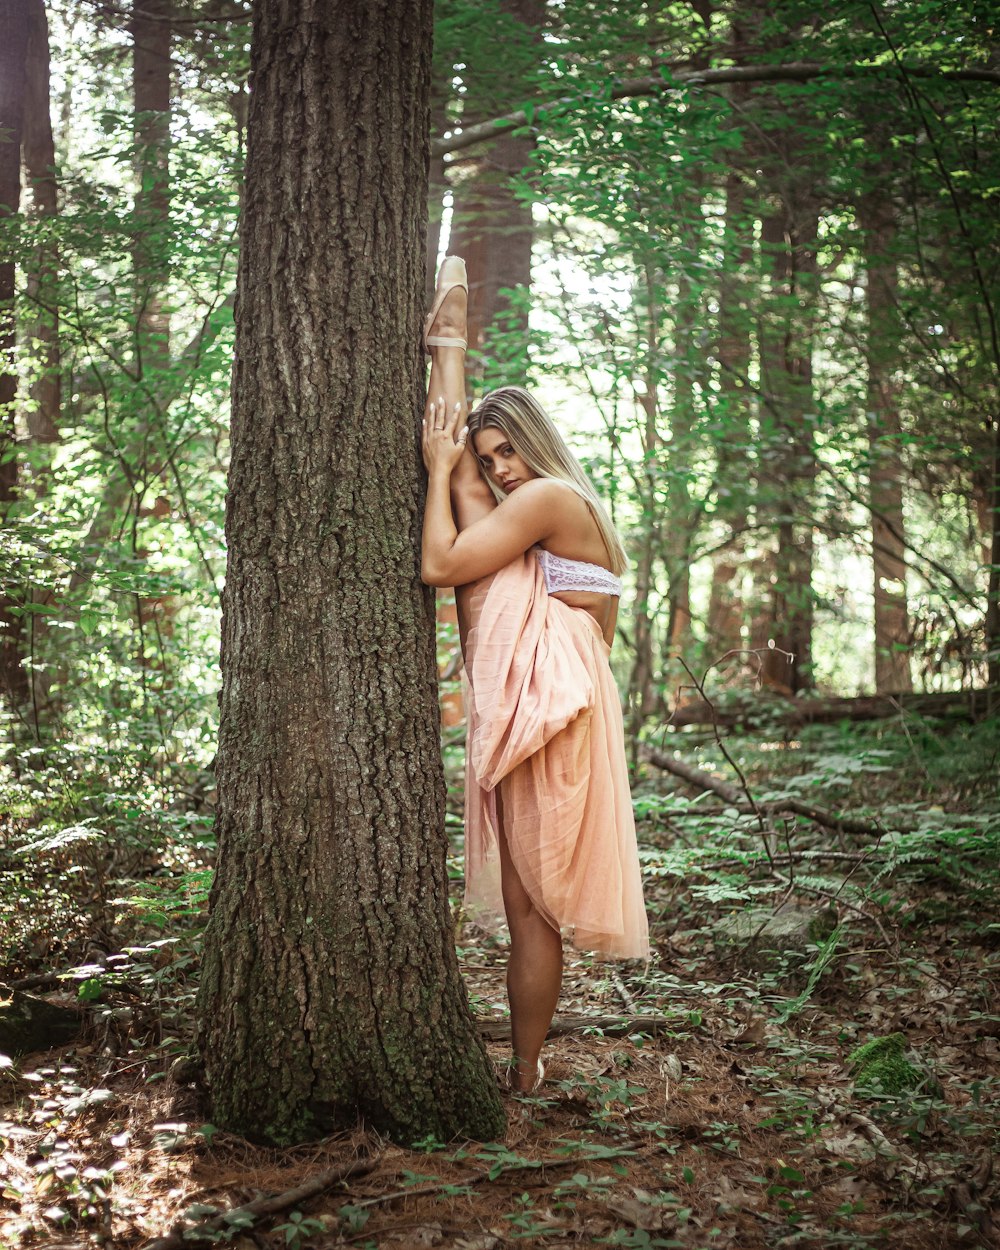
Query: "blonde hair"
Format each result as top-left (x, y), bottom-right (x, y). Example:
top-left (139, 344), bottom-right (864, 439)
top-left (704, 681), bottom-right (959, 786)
top-left (467, 386), bottom-right (628, 577)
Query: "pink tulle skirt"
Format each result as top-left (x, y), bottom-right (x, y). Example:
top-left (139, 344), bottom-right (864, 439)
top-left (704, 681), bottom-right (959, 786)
top-left (463, 552), bottom-right (649, 960)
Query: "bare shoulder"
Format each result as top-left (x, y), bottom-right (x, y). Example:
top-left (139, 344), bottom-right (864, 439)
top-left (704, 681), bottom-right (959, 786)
top-left (505, 478), bottom-right (583, 512)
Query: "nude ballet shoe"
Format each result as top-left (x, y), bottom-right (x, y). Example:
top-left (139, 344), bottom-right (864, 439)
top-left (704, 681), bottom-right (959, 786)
top-left (424, 255), bottom-right (468, 353)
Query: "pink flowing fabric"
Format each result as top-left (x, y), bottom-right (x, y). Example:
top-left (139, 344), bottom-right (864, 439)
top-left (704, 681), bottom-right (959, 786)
top-left (463, 551), bottom-right (649, 960)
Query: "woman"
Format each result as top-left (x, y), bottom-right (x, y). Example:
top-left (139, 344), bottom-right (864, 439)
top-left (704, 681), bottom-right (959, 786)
top-left (421, 257), bottom-right (649, 1094)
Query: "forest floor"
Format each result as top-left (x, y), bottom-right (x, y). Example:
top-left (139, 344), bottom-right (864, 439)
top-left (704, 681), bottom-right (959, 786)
top-left (1, 716), bottom-right (999, 1250)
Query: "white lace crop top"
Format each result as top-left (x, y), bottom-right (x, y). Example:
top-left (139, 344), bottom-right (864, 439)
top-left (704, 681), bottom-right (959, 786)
top-left (535, 546), bottom-right (623, 597)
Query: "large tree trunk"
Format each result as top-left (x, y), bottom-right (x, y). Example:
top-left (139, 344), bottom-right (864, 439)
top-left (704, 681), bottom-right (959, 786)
top-left (0, 0), bottom-right (31, 711)
top-left (197, 0), bottom-right (505, 1145)
top-left (860, 190), bottom-right (912, 693)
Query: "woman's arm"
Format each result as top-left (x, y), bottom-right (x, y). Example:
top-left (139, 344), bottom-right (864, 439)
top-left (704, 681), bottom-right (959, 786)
top-left (422, 477), bottom-right (567, 587)
top-left (450, 442), bottom-right (496, 529)
top-left (421, 400), bottom-right (565, 587)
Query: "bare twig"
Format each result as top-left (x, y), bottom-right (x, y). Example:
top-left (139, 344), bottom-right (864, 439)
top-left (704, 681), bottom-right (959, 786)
top-left (609, 970), bottom-right (637, 1014)
top-left (672, 653), bottom-right (776, 854)
top-left (768, 871), bottom-right (894, 948)
top-left (347, 1146), bottom-right (637, 1216)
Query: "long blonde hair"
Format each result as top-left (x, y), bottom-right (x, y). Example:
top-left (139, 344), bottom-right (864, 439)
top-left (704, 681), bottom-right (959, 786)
top-left (467, 386), bottom-right (628, 576)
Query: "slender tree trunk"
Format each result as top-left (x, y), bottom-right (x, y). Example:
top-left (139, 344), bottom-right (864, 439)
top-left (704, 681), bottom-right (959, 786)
top-left (757, 204), bottom-right (816, 693)
top-left (14, 0), bottom-right (61, 725)
top-left (0, 0), bottom-right (31, 711)
top-left (629, 466), bottom-right (658, 730)
top-left (987, 416), bottom-right (1000, 689)
top-left (426, 87), bottom-right (449, 300)
top-left (707, 174), bottom-right (752, 656)
top-left (629, 260), bottom-right (663, 728)
top-left (448, 0), bottom-right (543, 389)
top-left (666, 292), bottom-right (694, 660)
top-left (23, 0), bottom-right (59, 446)
top-left (860, 191), bottom-right (912, 693)
top-left (131, 0), bottom-right (174, 658)
top-left (132, 0), bottom-right (171, 364)
top-left (197, 0), bottom-right (505, 1145)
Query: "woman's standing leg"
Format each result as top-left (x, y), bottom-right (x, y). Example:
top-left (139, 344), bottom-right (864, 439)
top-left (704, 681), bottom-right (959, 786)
top-left (496, 786), bottom-right (562, 1091)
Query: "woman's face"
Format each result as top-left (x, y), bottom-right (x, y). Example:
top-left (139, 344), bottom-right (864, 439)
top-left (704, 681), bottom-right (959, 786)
top-left (473, 427), bottom-right (537, 495)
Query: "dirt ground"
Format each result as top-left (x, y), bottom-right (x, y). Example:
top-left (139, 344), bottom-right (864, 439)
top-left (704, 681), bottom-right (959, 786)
top-left (2, 903), bottom-right (998, 1250)
top-left (2, 730), bottom-right (999, 1249)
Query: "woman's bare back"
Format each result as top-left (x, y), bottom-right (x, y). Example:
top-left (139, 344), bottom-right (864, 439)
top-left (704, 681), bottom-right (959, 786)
top-left (539, 483), bottom-right (620, 647)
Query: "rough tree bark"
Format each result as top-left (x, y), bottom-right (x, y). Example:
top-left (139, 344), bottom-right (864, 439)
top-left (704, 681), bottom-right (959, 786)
top-left (196, 0), bottom-right (505, 1145)
top-left (0, 0), bottom-right (31, 711)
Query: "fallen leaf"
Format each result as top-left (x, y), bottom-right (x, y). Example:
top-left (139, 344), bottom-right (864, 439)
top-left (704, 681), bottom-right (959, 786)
top-left (733, 1017), bottom-right (767, 1045)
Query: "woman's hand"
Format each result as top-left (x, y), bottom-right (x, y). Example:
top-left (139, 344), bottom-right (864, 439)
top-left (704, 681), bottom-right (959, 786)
top-left (422, 397), bottom-right (469, 478)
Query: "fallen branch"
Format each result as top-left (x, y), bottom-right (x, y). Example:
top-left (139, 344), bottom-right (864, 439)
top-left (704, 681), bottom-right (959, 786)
top-left (610, 969), bottom-right (637, 1014)
top-left (143, 1157), bottom-right (379, 1250)
top-left (478, 1014), bottom-right (676, 1041)
top-left (643, 748), bottom-right (743, 805)
top-left (668, 688), bottom-right (998, 729)
top-left (347, 1146), bottom-right (636, 1215)
top-left (706, 849), bottom-right (904, 868)
top-left (642, 747), bottom-right (908, 836)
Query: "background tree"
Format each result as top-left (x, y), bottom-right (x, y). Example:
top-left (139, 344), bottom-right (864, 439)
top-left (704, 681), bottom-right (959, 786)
top-left (0, 0), bottom-right (31, 711)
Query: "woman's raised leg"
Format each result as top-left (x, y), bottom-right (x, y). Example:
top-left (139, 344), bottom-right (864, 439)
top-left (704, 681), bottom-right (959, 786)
top-left (423, 259), bottom-right (495, 643)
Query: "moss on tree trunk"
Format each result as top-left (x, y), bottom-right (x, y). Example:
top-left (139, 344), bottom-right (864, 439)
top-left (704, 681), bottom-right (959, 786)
top-left (196, 0), bottom-right (505, 1145)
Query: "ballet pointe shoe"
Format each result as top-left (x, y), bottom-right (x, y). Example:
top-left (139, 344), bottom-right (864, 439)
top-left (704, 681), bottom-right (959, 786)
top-left (424, 255), bottom-right (468, 353)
